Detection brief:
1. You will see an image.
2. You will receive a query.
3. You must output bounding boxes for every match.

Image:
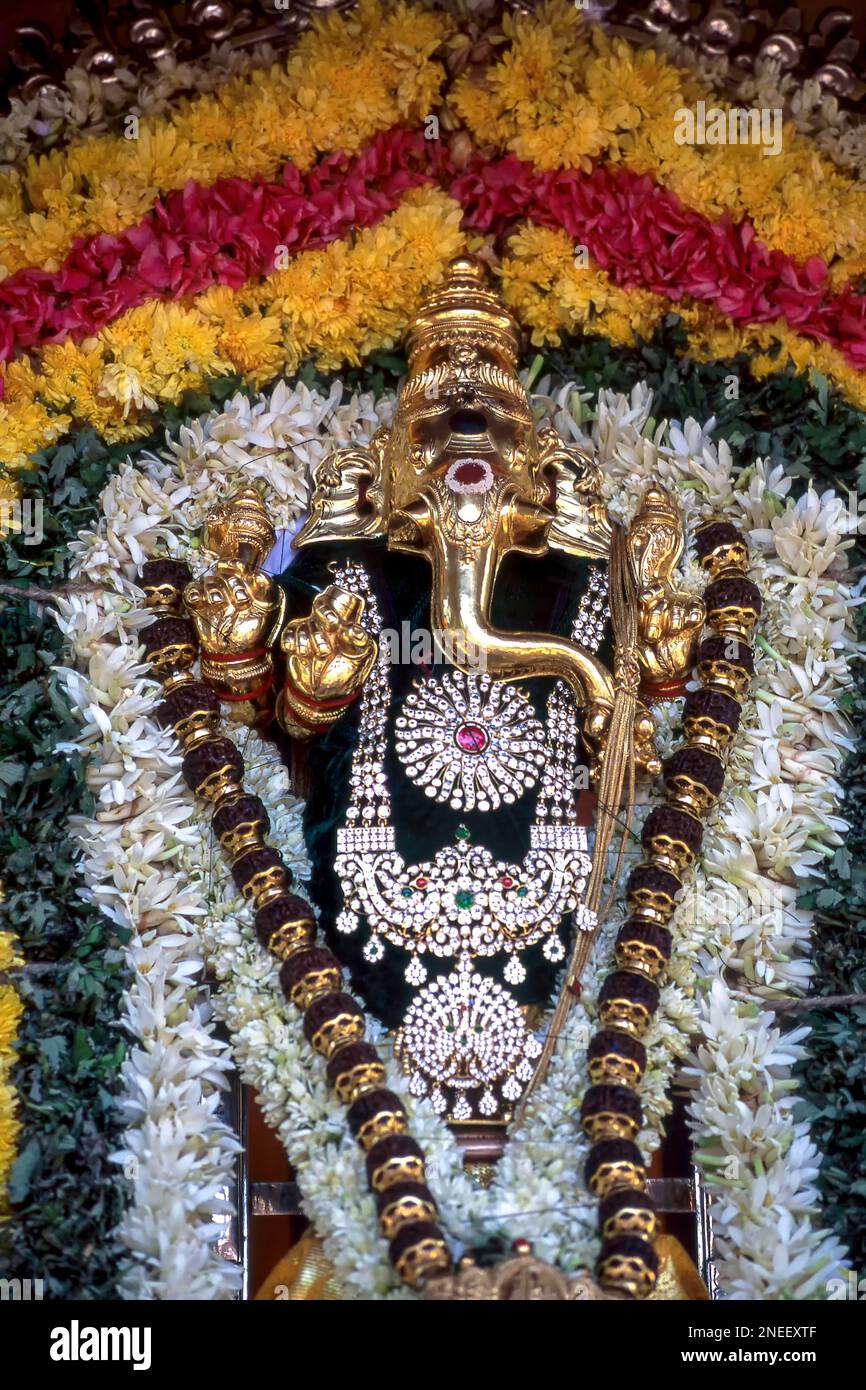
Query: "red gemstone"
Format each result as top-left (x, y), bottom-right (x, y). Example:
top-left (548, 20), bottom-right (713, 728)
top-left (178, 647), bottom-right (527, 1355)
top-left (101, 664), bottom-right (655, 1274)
top-left (500, 875), bottom-right (514, 888)
top-left (455, 722), bottom-right (488, 754)
top-left (415, 876), bottom-right (428, 889)
top-left (512, 1238), bottom-right (533, 1255)
top-left (568, 977), bottom-right (582, 999)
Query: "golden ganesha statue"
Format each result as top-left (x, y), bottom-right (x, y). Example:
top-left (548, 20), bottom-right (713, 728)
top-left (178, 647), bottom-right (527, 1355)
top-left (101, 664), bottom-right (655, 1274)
top-left (157, 259), bottom-right (754, 1301)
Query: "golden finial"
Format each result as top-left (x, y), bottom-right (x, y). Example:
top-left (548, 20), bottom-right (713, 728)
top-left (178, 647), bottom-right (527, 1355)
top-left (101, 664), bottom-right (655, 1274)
top-left (632, 483), bottom-right (680, 526)
top-left (201, 485), bottom-right (276, 569)
top-left (405, 256), bottom-right (520, 365)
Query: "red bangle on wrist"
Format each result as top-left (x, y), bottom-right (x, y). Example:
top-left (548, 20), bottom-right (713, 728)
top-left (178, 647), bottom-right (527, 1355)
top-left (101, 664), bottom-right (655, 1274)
top-left (215, 673), bottom-right (275, 703)
top-left (202, 646), bottom-right (269, 664)
top-left (283, 680), bottom-right (360, 713)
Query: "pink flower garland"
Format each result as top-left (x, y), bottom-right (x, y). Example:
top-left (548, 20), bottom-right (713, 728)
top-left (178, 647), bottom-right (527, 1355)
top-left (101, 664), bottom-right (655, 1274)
top-left (2, 130), bottom-right (866, 372)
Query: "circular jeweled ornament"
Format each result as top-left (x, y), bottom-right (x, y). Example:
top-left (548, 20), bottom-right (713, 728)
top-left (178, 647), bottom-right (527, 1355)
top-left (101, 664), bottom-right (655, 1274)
top-left (396, 953), bottom-right (542, 1121)
top-left (395, 669), bottom-right (547, 812)
top-left (445, 457), bottom-right (495, 496)
top-left (363, 935), bottom-right (385, 964)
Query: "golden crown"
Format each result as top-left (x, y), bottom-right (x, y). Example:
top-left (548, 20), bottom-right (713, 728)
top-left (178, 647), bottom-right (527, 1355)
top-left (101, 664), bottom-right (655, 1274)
top-left (202, 486), bottom-right (276, 568)
top-left (405, 257), bottom-right (521, 365)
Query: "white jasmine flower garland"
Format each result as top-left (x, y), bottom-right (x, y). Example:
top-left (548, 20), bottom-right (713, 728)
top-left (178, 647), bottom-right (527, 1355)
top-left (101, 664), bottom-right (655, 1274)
top-left (53, 377), bottom-right (395, 1298)
top-left (56, 373), bottom-right (854, 1299)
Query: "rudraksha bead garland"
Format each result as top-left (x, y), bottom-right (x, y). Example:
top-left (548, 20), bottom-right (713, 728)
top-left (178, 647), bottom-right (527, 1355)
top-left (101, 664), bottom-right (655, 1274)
top-left (137, 559), bottom-right (452, 1292)
top-left (138, 522), bottom-right (760, 1298)
top-left (581, 520), bottom-right (761, 1300)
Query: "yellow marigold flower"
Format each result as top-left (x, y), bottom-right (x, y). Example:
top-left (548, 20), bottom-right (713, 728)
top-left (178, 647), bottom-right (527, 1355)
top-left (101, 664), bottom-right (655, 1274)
top-left (0, 974), bottom-right (22, 1213)
top-left (828, 252), bottom-right (866, 289)
top-left (0, 932), bottom-right (22, 973)
top-left (0, 206), bottom-right (78, 277)
top-left (0, 474), bottom-right (23, 533)
top-left (197, 287), bottom-right (287, 384)
top-left (501, 0), bottom-right (584, 50)
top-left (585, 36), bottom-right (686, 128)
top-left (40, 337), bottom-right (142, 436)
top-left (0, 172), bottom-right (24, 219)
top-left (146, 303), bottom-right (228, 399)
top-left (506, 223), bottom-right (574, 272)
top-left (41, 338), bottom-right (106, 410)
top-left (1, 358), bottom-right (39, 404)
top-left (453, 0), bottom-right (588, 152)
top-left (448, 81), bottom-right (505, 147)
top-left (514, 96), bottom-right (613, 172)
top-left (0, 397), bottom-right (70, 470)
top-left (383, 187), bottom-right (464, 276)
top-left (100, 417), bottom-right (157, 444)
top-left (0, 986), bottom-right (23, 1062)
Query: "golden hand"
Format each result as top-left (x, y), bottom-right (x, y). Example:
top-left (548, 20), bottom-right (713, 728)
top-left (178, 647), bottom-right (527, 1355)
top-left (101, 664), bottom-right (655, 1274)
top-left (636, 579), bottom-right (705, 687)
top-left (183, 560), bottom-right (284, 708)
top-left (278, 585), bottom-right (378, 737)
top-left (184, 561), bottom-right (281, 655)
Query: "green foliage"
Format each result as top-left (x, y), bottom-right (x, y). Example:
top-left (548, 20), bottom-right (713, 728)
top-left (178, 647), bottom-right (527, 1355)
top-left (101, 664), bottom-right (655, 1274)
top-left (0, 429), bottom-right (137, 1295)
top-left (795, 604), bottom-right (866, 1262)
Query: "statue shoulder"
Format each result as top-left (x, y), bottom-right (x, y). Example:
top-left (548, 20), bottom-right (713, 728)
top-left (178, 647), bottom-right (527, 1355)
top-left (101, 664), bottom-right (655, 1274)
top-left (539, 428), bottom-right (612, 561)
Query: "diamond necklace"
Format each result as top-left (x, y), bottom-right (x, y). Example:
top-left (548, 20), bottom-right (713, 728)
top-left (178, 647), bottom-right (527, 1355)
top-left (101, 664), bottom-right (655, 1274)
top-left (332, 561), bottom-right (608, 1120)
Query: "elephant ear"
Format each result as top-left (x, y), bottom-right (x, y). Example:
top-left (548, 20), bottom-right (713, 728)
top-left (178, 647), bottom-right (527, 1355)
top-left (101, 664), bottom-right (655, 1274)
top-left (538, 427), bottom-right (612, 561)
top-left (295, 428), bottom-right (388, 548)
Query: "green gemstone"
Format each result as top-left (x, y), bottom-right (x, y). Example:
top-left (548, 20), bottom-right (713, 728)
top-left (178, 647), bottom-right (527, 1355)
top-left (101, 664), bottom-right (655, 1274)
top-left (455, 825), bottom-right (470, 840)
top-left (517, 886), bottom-right (528, 898)
top-left (402, 887), bottom-right (413, 898)
top-left (456, 889), bottom-right (474, 910)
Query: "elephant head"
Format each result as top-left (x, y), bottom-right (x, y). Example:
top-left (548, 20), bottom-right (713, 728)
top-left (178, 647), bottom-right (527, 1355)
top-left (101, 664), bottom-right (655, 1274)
top-left (296, 257), bottom-right (615, 715)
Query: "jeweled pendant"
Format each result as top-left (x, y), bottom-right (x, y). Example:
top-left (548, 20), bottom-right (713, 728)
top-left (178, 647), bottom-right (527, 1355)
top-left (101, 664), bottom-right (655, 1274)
top-left (397, 954), bottom-right (540, 1122)
top-left (395, 669), bottom-right (546, 813)
top-left (542, 934), bottom-right (566, 963)
top-left (430, 1087), bottom-right (447, 1114)
top-left (405, 957), bottom-right (427, 986)
top-left (479, 1089), bottom-right (498, 1117)
top-left (336, 908), bottom-right (359, 935)
top-left (504, 955), bottom-right (527, 985)
top-left (501, 1075), bottom-right (522, 1103)
top-left (363, 934), bottom-right (385, 963)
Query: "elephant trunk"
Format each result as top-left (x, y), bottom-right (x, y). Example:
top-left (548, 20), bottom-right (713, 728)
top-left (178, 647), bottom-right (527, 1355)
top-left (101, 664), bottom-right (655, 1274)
top-left (426, 518), bottom-right (615, 711)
